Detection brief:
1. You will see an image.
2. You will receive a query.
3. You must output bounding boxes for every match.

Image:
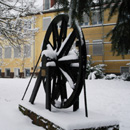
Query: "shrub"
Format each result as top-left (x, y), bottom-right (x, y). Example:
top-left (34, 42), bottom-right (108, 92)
top-left (121, 73), bottom-right (130, 81)
top-left (86, 55), bottom-right (106, 79)
top-left (105, 74), bottom-right (117, 80)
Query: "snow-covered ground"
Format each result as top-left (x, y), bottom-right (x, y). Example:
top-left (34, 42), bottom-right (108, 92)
top-left (0, 78), bottom-right (130, 130)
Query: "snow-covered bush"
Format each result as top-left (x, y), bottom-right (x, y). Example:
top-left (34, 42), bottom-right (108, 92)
top-left (120, 73), bottom-right (130, 81)
top-left (105, 74), bottom-right (117, 80)
top-left (86, 55), bottom-right (106, 79)
top-left (105, 73), bottom-right (130, 81)
top-left (124, 62), bottom-right (130, 81)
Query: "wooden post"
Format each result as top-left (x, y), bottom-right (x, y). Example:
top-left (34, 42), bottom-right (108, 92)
top-left (46, 67), bottom-right (51, 111)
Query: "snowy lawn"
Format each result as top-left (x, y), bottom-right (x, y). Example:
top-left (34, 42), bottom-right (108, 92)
top-left (0, 78), bottom-right (130, 130)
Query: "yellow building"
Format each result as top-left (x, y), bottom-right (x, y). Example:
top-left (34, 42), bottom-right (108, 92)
top-left (81, 9), bottom-right (130, 74)
top-left (0, 6), bottom-right (130, 78)
top-left (34, 9), bottom-right (130, 75)
top-left (0, 16), bottom-right (36, 78)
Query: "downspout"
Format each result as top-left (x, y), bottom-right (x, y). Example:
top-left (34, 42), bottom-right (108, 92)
top-left (102, 10), bottom-right (105, 64)
top-left (33, 16), bottom-right (36, 75)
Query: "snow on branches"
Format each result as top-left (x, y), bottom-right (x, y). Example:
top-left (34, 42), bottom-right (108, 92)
top-left (0, 0), bottom-right (39, 46)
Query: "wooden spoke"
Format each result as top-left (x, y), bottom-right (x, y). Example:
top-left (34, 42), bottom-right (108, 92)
top-left (42, 77), bottom-right (47, 92)
top-left (41, 25), bottom-right (53, 51)
top-left (59, 75), bottom-right (67, 102)
top-left (57, 29), bottom-right (77, 58)
top-left (59, 65), bottom-right (77, 88)
top-left (52, 24), bottom-right (59, 49)
top-left (58, 58), bottom-right (79, 64)
top-left (44, 39), bottom-right (54, 50)
top-left (58, 18), bottom-right (68, 50)
top-left (51, 76), bottom-right (60, 101)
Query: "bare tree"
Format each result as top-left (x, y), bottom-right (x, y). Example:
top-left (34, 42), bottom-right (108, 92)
top-left (0, 0), bottom-right (39, 46)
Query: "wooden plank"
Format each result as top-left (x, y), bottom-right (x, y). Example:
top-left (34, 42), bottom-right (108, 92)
top-left (19, 104), bottom-right (119, 130)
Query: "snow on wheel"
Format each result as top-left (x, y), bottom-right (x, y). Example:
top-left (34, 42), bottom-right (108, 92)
top-left (29, 14), bottom-right (86, 111)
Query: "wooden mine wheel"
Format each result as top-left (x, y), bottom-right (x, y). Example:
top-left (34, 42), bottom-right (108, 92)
top-left (29, 14), bottom-right (86, 111)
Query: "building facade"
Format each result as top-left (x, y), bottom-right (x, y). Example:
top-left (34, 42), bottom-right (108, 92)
top-left (0, 2), bottom-right (130, 78)
top-left (81, 9), bottom-right (130, 74)
top-left (0, 16), bottom-right (36, 78)
top-left (34, 8), bottom-right (130, 75)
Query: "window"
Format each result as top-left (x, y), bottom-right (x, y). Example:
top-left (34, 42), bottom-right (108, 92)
top-left (14, 68), bottom-right (20, 77)
top-left (92, 11), bottom-right (102, 25)
top-left (24, 21), bottom-right (28, 30)
top-left (15, 19), bottom-right (22, 31)
top-left (93, 40), bottom-right (103, 56)
top-left (24, 68), bottom-right (30, 77)
top-left (0, 47), bottom-right (2, 59)
top-left (24, 20), bottom-right (31, 30)
top-left (24, 20), bottom-right (31, 32)
top-left (44, 0), bottom-right (50, 10)
top-left (43, 17), bottom-right (51, 31)
top-left (5, 68), bottom-right (10, 77)
top-left (14, 46), bottom-right (21, 58)
top-left (80, 13), bottom-right (89, 26)
top-left (5, 46), bottom-right (11, 58)
top-left (24, 44), bottom-right (31, 58)
top-left (121, 67), bottom-right (129, 73)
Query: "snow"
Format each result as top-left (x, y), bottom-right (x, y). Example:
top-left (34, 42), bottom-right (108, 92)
top-left (70, 63), bottom-right (79, 67)
top-left (42, 50), bottom-right (57, 60)
top-left (0, 0), bottom-right (43, 18)
top-left (59, 68), bottom-right (75, 89)
top-left (54, 100), bottom-right (62, 108)
top-left (42, 44), bottom-right (57, 59)
top-left (46, 61), bottom-right (56, 67)
top-left (0, 78), bottom-right (130, 130)
top-left (57, 32), bottom-right (72, 55)
top-left (58, 54), bottom-right (78, 61)
top-left (126, 62), bottom-right (130, 66)
top-left (105, 74), bottom-right (117, 80)
top-left (58, 50), bottom-right (78, 61)
top-left (34, 0), bottom-right (43, 11)
top-left (75, 20), bottom-right (84, 45)
top-left (88, 71), bottom-right (97, 80)
top-left (0, 78), bottom-right (43, 130)
top-left (41, 44), bottom-right (57, 67)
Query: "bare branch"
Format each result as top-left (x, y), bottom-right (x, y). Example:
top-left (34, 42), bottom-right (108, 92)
top-left (0, 0), bottom-right (39, 46)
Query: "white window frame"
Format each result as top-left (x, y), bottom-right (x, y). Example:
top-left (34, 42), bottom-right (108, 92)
top-left (14, 46), bottom-right (21, 58)
top-left (120, 66), bottom-right (129, 73)
top-left (80, 13), bottom-right (90, 27)
top-left (5, 68), bottom-right (11, 77)
top-left (43, 17), bottom-right (51, 31)
top-left (92, 40), bottom-right (103, 56)
top-left (92, 11), bottom-right (102, 25)
top-left (4, 46), bottom-right (12, 59)
top-left (24, 68), bottom-right (31, 77)
top-left (24, 44), bottom-right (31, 58)
top-left (24, 19), bottom-right (32, 32)
top-left (44, 0), bottom-right (50, 10)
top-left (14, 68), bottom-right (20, 77)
